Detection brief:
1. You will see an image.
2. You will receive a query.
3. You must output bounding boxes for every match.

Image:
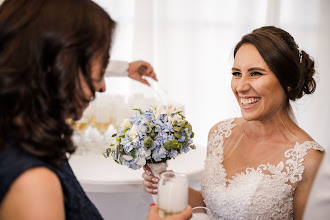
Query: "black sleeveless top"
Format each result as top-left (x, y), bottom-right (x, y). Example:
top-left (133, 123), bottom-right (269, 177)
top-left (0, 144), bottom-right (103, 220)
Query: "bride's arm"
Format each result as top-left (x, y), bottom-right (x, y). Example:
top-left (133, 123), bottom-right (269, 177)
top-left (293, 149), bottom-right (324, 220)
top-left (188, 187), bottom-right (205, 207)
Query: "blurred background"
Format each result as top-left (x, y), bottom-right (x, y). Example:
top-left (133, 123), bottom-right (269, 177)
top-left (95, 0), bottom-right (330, 150)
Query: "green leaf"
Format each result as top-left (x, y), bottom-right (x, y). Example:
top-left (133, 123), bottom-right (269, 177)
top-left (178, 113), bottom-right (186, 119)
top-left (184, 130), bottom-right (188, 143)
top-left (111, 133), bottom-right (117, 137)
top-left (178, 120), bottom-right (186, 128)
top-left (144, 136), bottom-right (154, 148)
top-left (133, 108), bottom-right (142, 114)
top-left (131, 149), bottom-right (136, 158)
top-left (190, 132), bottom-right (194, 138)
top-left (173, 126), bottom-right (181, 132)
top-left (190, 144), bottom-right (196, 150)
top-left (171, 139), bottom-right (179, 146)
top-left (185, 123), bottom-right (192, 132)
top-left (164, 142), bottom-right (172, 151)
top-left (174, 132), bottom-right (182, 139)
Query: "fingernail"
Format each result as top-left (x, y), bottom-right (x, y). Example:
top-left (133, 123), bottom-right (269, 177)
top-left (153, 189), bottom-right (158, 193)
top-left (150, 203), bottom-right (156, 207)
top-left (146, 170), bottom-right (151, 175)
top-left (152, 184), bottom-right (158, 188)
top-left (152, 178), bottom-right (158, 183)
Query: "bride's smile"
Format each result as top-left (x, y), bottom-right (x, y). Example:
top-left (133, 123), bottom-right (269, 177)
top-left (240, 97), bottom-right (261, 107)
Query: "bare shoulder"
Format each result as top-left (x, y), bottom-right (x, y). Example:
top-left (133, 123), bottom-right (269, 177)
top-left (292, 140), bottom-right (324, 219)
top-left (0, 167), bottom-right (65, 220)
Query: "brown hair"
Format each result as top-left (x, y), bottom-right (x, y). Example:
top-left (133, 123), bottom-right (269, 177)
top-left (0, 0), bottom-right (116, 167)
top-left (234, 26), bottom-right (316, 102)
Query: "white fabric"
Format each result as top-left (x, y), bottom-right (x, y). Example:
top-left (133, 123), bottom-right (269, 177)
top-left (201, 118), bottom-right (324, 220)
top-left (105, 60), bottom-right (129, 77)
top-left (303, 151), bottom-right (330, 220)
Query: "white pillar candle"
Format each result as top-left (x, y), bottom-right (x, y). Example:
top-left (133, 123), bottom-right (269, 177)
top-left (157, 172), bottom-right (188, 217)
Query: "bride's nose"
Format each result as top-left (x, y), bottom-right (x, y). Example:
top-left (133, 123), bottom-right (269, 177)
top-left (236, 78), bottom-right (251, 93)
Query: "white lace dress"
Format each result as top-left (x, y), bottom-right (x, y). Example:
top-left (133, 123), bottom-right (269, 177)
top-left (201, 118), bottom-right (324, 220)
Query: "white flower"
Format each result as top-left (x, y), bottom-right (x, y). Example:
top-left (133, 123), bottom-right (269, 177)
top-left (165, 105), bottom-right (176, 116)
top-left (168, 113), bottom-right (182, 123)
top-left (122, 155), bottom-right (134, 161)
top-left (121, 119), bottom-right (132, 130)
top-left (129, 124), bottom-right (138, 139)
top-left (136, 157), bottom-right (146, 166)
top-left (150, 104), bottom-right (167, 119)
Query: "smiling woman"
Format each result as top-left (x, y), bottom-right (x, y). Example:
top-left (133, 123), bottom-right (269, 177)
top-left (142, 26), bottom-right (325, 220)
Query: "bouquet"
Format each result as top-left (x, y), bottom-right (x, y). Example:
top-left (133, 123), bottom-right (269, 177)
top-left (104, 104), bottom-right (195, 173)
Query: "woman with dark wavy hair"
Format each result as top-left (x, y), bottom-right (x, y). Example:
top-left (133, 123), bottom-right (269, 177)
top-left (0, 0), bottom-right (193, 219)
top-left (0, 0), bottom-right (114, 219)
top-left (143, 26), bottom-right (325, 219)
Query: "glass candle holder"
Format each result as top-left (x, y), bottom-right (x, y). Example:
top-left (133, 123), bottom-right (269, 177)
top-left (157, 171), bottom-right (188, 217)
top-left (190, 206), bottom-right (212, 220)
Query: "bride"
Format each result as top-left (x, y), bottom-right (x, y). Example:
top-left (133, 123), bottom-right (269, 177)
top-left (142, 26), bottom-right (324, 220)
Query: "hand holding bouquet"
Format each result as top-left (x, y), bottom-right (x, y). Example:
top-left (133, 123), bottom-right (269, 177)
top-left (104, 104), bottom-right (195, 171)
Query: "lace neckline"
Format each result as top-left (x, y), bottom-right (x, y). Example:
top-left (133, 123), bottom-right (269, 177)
top-left (208, 118), bottom-right (325, 186)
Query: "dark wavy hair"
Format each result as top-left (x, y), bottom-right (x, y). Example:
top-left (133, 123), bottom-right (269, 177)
top-left (0, 0), bottom-right (116, 167)
top-left (234, 26), bottom-right (316, 103)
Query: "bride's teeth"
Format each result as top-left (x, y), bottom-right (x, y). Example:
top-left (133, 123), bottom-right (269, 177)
top-left (241, 98), bottom-right (260, 106)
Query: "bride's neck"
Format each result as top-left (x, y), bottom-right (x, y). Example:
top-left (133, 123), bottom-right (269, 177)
top-left (242, 112), bottom-right (299, 143)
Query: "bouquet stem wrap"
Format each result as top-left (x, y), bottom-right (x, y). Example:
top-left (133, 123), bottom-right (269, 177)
top-left (147, 162), bottom-right (168, 203)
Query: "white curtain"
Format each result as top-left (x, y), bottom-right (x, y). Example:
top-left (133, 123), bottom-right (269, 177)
top-left (96, 0), bottom-right (330, 149)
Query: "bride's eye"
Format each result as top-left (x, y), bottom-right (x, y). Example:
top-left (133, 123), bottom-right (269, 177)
top-left (232, 72), bottom-right (241, 77)
top-left (251, 71), bottom-right (263, 76)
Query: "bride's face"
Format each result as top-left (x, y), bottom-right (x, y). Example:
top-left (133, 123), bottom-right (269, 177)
top-left (231, 43), bottom-right (287, 121)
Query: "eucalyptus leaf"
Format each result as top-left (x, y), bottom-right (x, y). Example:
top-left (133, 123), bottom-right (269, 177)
top-left (174, 132), bottom-right (182, 139)
top-left (164, 142), bottom-right (171, 151)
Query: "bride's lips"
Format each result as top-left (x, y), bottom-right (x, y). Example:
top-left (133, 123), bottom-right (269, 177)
top-left (240, 97), bottom-right (261, 109)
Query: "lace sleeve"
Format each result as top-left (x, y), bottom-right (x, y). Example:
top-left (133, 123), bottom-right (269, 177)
top-left (285, 141), bottom-right (324, 184)
top-left (206, 118), bottom-right (236, 156)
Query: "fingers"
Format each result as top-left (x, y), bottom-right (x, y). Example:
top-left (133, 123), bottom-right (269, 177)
top-left (176, 205), bottom-right (192, 220)
top-left (142, 171), bottom-right (159, 194)
top-left (142, 166), bottom-right (159, 194)
top-left (138, 78), bottom-right (150, 86)
top-left (137, 62), bottom-right (158, 81)
top-left (147, 203), bottom-right (159, 220)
